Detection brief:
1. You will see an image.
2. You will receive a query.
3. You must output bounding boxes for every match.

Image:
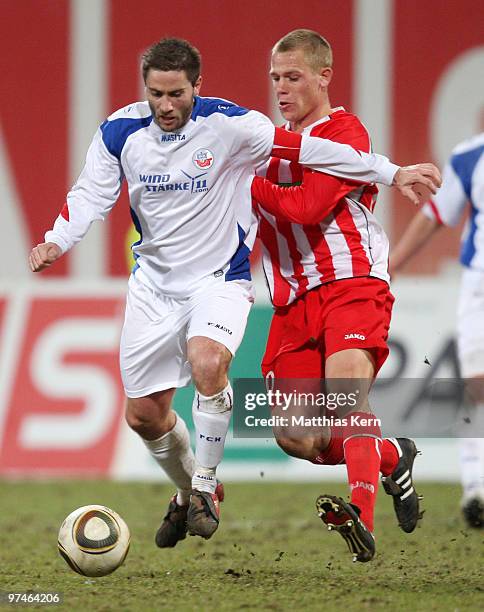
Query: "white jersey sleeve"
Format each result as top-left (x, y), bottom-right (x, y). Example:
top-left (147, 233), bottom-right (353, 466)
top-left (204, 103), bottom-right (275, 168)
top-left (247, 112), bottom-right (277, 165)
top-left (421, 160), bottom-right (468, 227)
top-left (45, 127), bottom-right (123, 253)
top-left (220, 104), bottom-right (399, 184)
top-left (298, 134), bottom-right (399, 185)
top-left (422, 133), bottom-right (484, 269)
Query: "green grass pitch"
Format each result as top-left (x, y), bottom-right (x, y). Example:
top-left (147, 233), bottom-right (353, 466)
top-left (0, 481), bottom-right (482, 611)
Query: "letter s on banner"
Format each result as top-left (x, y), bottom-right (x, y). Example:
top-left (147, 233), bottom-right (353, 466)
top-left (24, 318), bottom-right (119, 448)
top-left (0, 297), bottom-right (126, 476)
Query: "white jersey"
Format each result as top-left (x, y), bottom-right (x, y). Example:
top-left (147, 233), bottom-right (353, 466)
top-left (422, 132), bottom-right (484, 270)
top-left (45, 96), bottom-right (399, 297)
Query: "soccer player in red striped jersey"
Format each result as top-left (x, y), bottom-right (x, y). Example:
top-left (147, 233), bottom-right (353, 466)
top-left (251, 29), bottom-right (426, 562)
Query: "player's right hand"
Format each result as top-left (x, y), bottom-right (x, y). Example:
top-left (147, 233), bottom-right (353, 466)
top-left (392, 163), bottom-right (442, 205)
top-left (29, 242), bottom-right (63, 272)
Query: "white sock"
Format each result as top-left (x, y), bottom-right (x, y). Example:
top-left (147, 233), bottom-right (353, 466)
top-left (192, 383), bottom-right (233, 493)
top-left (459, 403), bottom-right (484, 501)
top-left (459, 438), bottom-right (484, 500)
top-left (142, 414), bottom-right (195, 506)
top-left (192, 466), bottom-right (217, 494)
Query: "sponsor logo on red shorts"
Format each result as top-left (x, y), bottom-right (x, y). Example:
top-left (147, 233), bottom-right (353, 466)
top-left (344, 333), bottom-right (366, 340)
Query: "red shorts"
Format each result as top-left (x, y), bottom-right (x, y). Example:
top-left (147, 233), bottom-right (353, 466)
top-left (261, 277), bottom-right (394, 378)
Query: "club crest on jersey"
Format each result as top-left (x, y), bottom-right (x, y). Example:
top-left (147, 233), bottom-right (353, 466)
top-left (193, 148), bottom-right (214, 169)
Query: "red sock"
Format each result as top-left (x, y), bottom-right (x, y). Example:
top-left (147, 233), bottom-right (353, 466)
top-left (311, 430), bottom-right (399, 481)
top-left (311, 425), bottom-right (345, 465)
top-left (380, 439), bottom-right (400, 476)
top-left (343, 412), bottom-right (382, 532)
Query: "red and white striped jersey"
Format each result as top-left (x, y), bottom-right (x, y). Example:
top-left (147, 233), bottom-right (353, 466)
top-left (254, 108), bottom-right (390, 307)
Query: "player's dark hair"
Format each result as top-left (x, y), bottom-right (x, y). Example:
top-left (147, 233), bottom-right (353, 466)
top-left (141, 38), bottom-right (201, 85)
top-left (273, 29), bottom-right (333, 72)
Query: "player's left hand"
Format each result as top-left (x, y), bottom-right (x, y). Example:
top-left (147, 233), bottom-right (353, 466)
top-left (392, 163), bottom-right (442, 205)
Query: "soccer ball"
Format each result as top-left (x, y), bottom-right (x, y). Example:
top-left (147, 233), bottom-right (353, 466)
top-left (58, 505), bottom-right (130, 577)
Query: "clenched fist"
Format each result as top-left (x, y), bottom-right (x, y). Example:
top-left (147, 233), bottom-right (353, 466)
top-left (29, 242), bottom-right (63, 272)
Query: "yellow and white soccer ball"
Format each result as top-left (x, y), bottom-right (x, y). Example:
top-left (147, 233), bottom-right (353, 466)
top-left (58, 505), bottom-right (130, 577)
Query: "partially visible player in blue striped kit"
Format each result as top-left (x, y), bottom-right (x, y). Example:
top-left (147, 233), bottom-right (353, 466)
top-left (29, 37), bottom-right (440, 547)
top-left (392, 132), bottom-right (484, 528)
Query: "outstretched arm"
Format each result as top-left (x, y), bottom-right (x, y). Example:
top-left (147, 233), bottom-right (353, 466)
top-left (252, 163), bottom-right (443, 225)
top-left (271, 127), bottom-right (441, 195)
top-left (29, 125), bottom-right (124, 272)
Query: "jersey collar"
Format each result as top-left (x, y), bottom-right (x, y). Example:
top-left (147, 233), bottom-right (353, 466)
top-left (285, 107), bottom-right (346, 134)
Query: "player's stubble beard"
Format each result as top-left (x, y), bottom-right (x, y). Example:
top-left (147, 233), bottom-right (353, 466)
top-left (149, 98), bottom-right (195, 133)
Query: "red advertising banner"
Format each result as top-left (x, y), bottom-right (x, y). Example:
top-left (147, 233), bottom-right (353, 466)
top-left (0, 2), bottom-right (69, 276)
top-left (0, 294), bottom-right (125, 475)
top-left (392, 0), bottom-right (484, 272)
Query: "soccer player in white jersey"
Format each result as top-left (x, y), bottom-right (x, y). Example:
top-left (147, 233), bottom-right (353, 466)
top-left (251, 30), bottom-right (435, 561)
top-left (391, 132), bottom-right (484, 528)
top-left (29, 37), bottom-right (440, 546)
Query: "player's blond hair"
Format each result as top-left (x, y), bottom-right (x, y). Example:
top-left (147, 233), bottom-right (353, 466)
top-left (272, 29), bottom-right (333, 73)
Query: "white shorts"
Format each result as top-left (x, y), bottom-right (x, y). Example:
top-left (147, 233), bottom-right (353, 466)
top-left (120, 270), bottom-right (255, 397)
top-left (457, 268), bottom-right (484, 378)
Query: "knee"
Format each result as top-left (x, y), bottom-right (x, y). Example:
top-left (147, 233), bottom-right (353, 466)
top-left (125, 396), bottom-right (172, 438)
top-left (125, 402), bottom-right (152, 436)
top-left (275, 428), bottom-right (331, 461)
top-left (189, 343), bottom-right (231, 394)
top-left (333, 354), bottom-right (365, 377)
top-left (275, 436), bottom-right (305, 459)
top-left (325, 349), bottom-right (375, 384)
